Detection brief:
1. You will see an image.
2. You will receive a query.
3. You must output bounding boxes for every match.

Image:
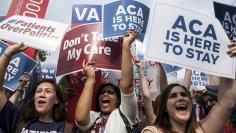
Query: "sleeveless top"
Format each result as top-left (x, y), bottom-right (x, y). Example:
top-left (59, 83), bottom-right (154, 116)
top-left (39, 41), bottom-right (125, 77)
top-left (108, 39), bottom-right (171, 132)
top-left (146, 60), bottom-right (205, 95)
top-left (141, 126), bottom-right (158, 133)
top-left (141, 126), bottom-right (204, 133)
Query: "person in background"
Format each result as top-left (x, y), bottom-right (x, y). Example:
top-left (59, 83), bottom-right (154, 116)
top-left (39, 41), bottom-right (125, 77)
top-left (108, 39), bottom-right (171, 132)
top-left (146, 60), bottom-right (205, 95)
top-left (202, 85), bottom-right (218, 114)
top-left (134, 58), bottom-right (156, 125)
top-left (9, 73), bottom-right (29, 104)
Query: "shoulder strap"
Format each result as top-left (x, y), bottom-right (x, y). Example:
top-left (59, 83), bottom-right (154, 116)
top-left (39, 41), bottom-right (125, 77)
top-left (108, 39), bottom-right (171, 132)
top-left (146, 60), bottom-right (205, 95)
top-left (118, 108), bottom-right (132, 133)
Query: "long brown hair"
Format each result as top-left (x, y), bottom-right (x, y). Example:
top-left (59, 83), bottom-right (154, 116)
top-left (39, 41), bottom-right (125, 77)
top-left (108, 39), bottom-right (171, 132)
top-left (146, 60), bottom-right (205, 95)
top-left (15, 79), bottom-right (66, 133)
top-left (154, 83), bottom-right (197, 133)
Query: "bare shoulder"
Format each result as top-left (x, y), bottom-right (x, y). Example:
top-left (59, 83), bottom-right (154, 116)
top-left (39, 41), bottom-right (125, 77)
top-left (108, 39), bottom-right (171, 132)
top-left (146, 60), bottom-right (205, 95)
top-left (196, 125), bottom-right (205, 133)
top-left (141, 126), bottom-right (164, 133)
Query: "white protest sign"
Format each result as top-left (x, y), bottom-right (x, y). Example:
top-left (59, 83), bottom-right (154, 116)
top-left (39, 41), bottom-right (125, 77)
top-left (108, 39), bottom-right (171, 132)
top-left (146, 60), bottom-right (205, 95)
top-left (144, 2), bottom-right (236, 79)
top-left (177, 69), bottom-right (209, 90)
top-left (0, 15), bottom-right (70, 52)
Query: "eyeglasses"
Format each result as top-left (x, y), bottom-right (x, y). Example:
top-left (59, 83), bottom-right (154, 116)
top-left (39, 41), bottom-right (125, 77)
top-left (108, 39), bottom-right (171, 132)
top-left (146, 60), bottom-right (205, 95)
top-left (100, 89), bottom-right (115, 95)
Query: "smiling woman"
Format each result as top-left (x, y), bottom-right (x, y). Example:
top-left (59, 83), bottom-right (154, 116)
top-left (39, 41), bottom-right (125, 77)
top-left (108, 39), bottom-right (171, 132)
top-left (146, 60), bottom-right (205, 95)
top-left (148, 84), bottom-right (196, 133)
top-left (0, 43), bottom-right (67, 133)
top-left (142, 41), bottom-right (236, 133)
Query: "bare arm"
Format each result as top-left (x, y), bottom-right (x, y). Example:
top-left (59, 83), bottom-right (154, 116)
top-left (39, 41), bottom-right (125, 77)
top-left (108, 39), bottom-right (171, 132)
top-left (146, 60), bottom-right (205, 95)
top-left (183, 69), bottom-right (192, 89)
top-left (159, 63), bottom-right (168, 93)
top-left (134, 59), bottom-right (156, 123)
top-left (209, 75), bottom-right (220, 86)
top-left (9, 73), bottom-right (29, 104)
top-left (120, 30), bottom-right (136, 94)
top-left (200, 41), bottom-right (236, 133)
top-left (75, 60), bottom-right (95, 126)
top-left (0, 43), bottom-right (26, 110)
top-left (200, 77), bottom-right (236, 133)
top-left (9, 76), bottom-right (29, 104)
top-left (9, 90), bottom-right (23, 104)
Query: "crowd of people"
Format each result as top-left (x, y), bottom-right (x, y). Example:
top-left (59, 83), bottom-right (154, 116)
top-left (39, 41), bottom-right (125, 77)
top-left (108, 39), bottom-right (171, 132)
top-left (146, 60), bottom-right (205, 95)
top-left (0, 30), bottom-right (235, 133)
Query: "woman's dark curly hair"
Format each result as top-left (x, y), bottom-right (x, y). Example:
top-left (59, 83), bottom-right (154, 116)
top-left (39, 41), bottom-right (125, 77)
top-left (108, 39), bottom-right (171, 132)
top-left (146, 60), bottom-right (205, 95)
top-left (95, 83), bottom-right (121, 112)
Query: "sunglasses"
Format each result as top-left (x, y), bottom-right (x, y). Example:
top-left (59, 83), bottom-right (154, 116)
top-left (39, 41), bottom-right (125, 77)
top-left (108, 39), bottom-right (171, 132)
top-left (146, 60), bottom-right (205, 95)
top-left (100, 89), bottom-right (115, 95)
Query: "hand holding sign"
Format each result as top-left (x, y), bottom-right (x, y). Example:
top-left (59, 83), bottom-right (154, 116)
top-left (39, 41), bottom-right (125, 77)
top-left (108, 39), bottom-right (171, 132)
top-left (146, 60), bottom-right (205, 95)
top-left (4, 42), bottom-right (27, 57)
top-left (123, 30), bottom-right (137, 48)
top-left (227, 41), bottom-right (236, 57)
top-left (0, 15), bottom-right (69, 52)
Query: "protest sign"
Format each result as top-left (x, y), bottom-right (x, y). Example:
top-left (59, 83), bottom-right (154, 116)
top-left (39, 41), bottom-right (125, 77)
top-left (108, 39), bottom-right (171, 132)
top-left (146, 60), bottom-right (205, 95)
top-left (7, 0), bottom-right (49, 57)
top-left (0, 15), bottom-right (69, 52)
top-left (177, 69), bottom-right (209, 90)
top-left (7, 0), bottom-right (49, 18)
top-left (103, 0), bottom-right (151, 42)
top-left (0, 16), bottom-right (5, 22)
top-left (41, 63), bottom-right (56, 81)
top-left (72, 4), bottom-right (102, 24)
top-left (214, 2), bottom-right (236, 41)
top-left (144, 2), bottom-right (235, 79)
top-left (0, 40), bottom-right (37, 91)
top-left (103, 61), bottom-right (161, 101)
top-left (162, 63), bottom-right (182, 73)
top-left (57, 23), bottom-right (123, 76)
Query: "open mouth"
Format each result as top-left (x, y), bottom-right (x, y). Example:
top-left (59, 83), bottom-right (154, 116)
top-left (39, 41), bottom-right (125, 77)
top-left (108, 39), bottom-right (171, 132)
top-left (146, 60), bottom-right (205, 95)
top-left (102, 99), bottom-right (111, 104)
top-left (38, 100), bottom-right (46, 105)
top-left (176, 104), bottom-right (187, 111)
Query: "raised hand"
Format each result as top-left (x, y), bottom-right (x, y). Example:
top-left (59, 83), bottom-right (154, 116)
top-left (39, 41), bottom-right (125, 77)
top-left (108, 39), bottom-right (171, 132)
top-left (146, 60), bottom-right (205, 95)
top-left (227, 41), bottom-right (236, 57)
top-left (133, 57), bottom-right (144, 69)
top-left (18, 73), bottom-right (30, 90)
top-left (82, 60), bottom-right (95, 80)
top-left (123, 30), bottom-right (137, 48)
top-left (4, 42), bottom-right (27, 57)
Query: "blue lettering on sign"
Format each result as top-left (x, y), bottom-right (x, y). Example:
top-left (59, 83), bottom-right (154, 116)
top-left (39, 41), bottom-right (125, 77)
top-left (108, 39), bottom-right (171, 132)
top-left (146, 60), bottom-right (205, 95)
top-left (171, 15), bottom-right (217, 40)
top-left (163, 15), bottom-right (221, 65)
top-left (72, 4), bottom-right (102, 24)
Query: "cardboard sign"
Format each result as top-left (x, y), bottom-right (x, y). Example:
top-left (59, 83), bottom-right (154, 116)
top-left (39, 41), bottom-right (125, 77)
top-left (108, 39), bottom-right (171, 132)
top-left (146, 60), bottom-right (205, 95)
top-left (57, 23), bottom-right (123, 76)
top-left (144, 2), bottom-right (235, 79)
top-left (0, 15), bottom-right (69, 52)
top-left (0, 40), bottom-right (37, 91)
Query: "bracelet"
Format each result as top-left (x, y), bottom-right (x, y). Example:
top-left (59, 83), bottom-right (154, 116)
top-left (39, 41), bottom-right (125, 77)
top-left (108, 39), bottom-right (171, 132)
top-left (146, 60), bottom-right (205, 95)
top-left (3, 52), bottom-right (11, 58)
